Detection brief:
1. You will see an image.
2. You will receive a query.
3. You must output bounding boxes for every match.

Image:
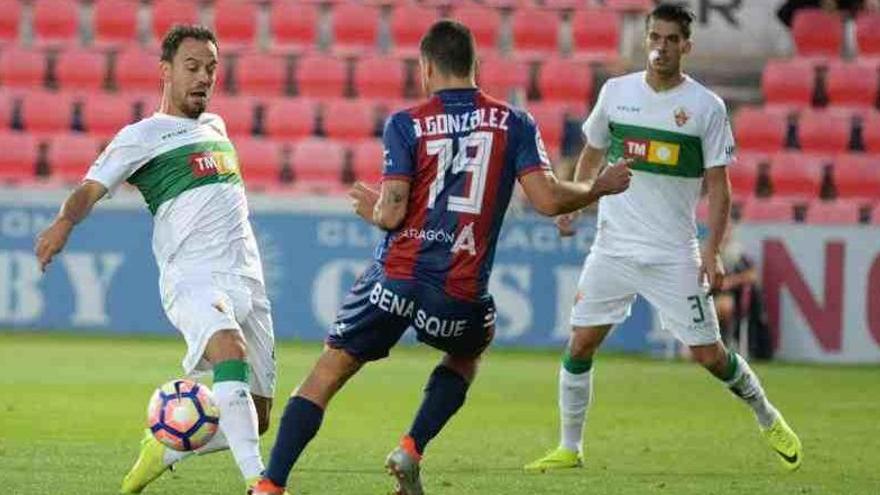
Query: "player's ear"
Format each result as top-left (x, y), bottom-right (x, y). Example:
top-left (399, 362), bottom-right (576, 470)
top-left (159, 60), bottom-right (172, 84)
top-left (682, 39), bottom-right (693, 55)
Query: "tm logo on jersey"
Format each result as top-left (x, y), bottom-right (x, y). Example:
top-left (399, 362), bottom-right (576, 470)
top-left (188, 151), bottom-right (239, 178)
top-left (623, 138), bottom-right (680, 166)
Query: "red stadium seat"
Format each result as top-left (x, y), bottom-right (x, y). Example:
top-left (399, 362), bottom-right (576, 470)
top-left (296, 55), bottom-right (347, 99)
top-left (482, 0), bottom-right (536, 7)
top-left (605, 0), bottom-right (654, 12)
top-left (450, 6), bottom-right (502, 50)
top-left (269, 2), bottom-right (318, 53)
top-left (48, 134), bottom-right (102, 181)
top-left (478, 56), bottom-right (528, 103)
top-left (873, 204), bottom-right (880, 224)
top-left (511, 8), bottom-right (560, 58)
top-left (20, 91), bottom-right (73, 136)
top-left (55, 50), bottom-right (108, 93)
top-left (235, 137), bottom-right (284, 188)
top-left (291, 138), bottom-right (345, 185)
top-left (323, 100), bottom-right (376, 142)
top-left (152, 0), bottom-right (199, 42)
top-left (331, 3), bottom-right (380, 54)
top-left (115, 48), bottom-right (159, 94)
top-left (856, 12), bottom-right (880, 59)
top-left (729, 152), bottom-right (767, 197)
top-left (236, 53), bottom-right (287, 96)
top-left (734, 107), bottom-right (787, 153)
top-left (389, 4), bottom-right (438, 57)
top-left (0, 48), bottom-right (46, 88)
top-left (863, 112), bottom-right (880, 154)
top-left (353, 56), bottom-right (405, 100)
top-left (0, 132), bottom-right (38, 182)
top-left (543, 0), bottom-right (585, 9)
top-left (526, 103), bottom-right (568, 160)
top-left (798, 110), bottom-right (851, 154)
top-left (740, 198), bottom-right (797, 223)
top-left (0, 93), bottom-right (10, 130)
top-left (33, 0), bottom-right (80, 46)
top-left (0, 0), bottom-right (22, 45)
top-left (761, 59), bottom-right (815, 110)
top-left (825, 61), bottom-right (879, 109)
top-left (791, 10), bottom-right (842, 58)
top-left (209, 96), bottom-right (255, 137)
top-left (213, 0), bottom-right (257, 50)
top-left (769, 152), bottom-right (825, 198)
top-left (805, 199), bottom-right (863, 224)
top-left (351, 139), bottom-right (383, 185)
top-left (262, 97), bottom-right (316, 139)
top-left (82, 93), bottom-right (136, 139)
top-left (571, 9), bottom-right (620, 63)
top-left (833, 154), bottom-right (880, 199)
top-left (94, 0), bottom-right (140, 47)
top-left (537, 58), bottom-right (593, 107)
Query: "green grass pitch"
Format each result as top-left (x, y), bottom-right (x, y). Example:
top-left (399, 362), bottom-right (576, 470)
top-left (1, 332), bottom-right (878, 494)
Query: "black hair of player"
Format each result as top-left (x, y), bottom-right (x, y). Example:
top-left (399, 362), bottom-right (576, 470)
top-left (160, 24), bottom-right (219, 63)
top-left (419, 20), bottom-right (476, 78)
top-left (646, 3), bottom-right (696, 39)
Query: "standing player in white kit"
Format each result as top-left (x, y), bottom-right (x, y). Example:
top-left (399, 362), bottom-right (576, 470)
top-left (524, 3), bottom-right (802, 473)
top-left (34, 25), bottom-right (279, 493)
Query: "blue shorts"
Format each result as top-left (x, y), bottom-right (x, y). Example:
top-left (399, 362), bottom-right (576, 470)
top-left (326, 263), bottom-right (496, 362)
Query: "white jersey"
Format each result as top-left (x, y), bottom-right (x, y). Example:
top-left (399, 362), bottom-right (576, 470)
top-left (85, 112), bottom-right (264, 285)
top-left (582, 71), bottom-right (735, 263)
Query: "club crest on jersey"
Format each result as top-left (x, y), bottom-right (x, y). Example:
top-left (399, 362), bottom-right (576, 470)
top-left (673, 107), bottom-right (690, 127)
top-left (623, 138), bottom-right (680, 166)
top-left (188, 150), bottom-right (238, 177)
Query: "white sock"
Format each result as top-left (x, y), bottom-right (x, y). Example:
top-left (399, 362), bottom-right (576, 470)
top-left (163, 429), bottom-right (230, 466)
top-left (559, 367), bottom-right (592, 453)
top-left (212, 380), bottom-right (265, 479)
top-left (725, 353), bottom-right (780, 429)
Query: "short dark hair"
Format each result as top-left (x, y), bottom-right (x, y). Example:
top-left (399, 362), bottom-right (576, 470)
top-left (419, 20), bottom-right (476, 78)
top-left (160, 24), bottom-right (219, 62)
top-left (646, 3), bottom-right (696, 39)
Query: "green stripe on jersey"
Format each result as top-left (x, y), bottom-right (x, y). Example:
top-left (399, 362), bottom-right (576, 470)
top-left (607, 122), bottom-right (705, 178)
top-left (127, 141), bottom-right (242, 215)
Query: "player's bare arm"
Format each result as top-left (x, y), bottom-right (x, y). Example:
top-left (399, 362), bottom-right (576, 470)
top-left (555, 145), bottom-right (610, 236)
top-left (520, 159), bottom-right (631, 217)
top-left (35, 179), bottom-right (107, 272)
top-left (349, 179), bottom-right (410, 231)
top-left (700, 166), bottom-right (732, 291)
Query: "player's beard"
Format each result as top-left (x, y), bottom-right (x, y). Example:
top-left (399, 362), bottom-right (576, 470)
top-left (180, 92), bottom-right (209, 119)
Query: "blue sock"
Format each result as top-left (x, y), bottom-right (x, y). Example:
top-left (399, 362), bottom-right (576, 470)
top-left (264, 396), bottom-right (324, 487)
top-left (407, 365), bottom-right (470, 455)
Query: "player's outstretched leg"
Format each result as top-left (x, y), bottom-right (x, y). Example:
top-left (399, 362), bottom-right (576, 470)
top-left (250, 347), bottom-right (363, 495)
top-left (387, 354), bottom-right (477, 495)
top-left (693, 342), bottom-right (802, 471)
top-left (525, 325), bottom-right (611, 472)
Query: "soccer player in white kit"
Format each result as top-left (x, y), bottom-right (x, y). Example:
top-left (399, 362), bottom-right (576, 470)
top-left (34, 26), bottom-right (279, 493)
top-left (524, 4), bottom-right (802, 472)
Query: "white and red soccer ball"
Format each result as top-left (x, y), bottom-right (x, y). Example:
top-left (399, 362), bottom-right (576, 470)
top-left (147, 379), bottom-right (219, 451)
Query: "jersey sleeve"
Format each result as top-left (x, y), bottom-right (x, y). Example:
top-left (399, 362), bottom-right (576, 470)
top-left (703, 98), bottom-right (736, 168)
top-left (514, 111), bottom-right (553, 178)
top-left (84, 126), bottom-right (150, 197)
top-left (581, 82), bottom-right (611, 149)
top-left (381, 112), bottom-right (416, 181)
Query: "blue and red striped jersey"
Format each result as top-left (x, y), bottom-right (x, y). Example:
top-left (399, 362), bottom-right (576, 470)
top-left (375, 88), bottom-right (552, 301)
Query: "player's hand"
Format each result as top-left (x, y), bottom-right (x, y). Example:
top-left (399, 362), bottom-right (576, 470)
top-left (594, 158), bottom-right (633, 196)
top-left (555, 211), bottom-right (580, 237)
top-left (34, 218), bottom-right (74, 272)
top-left (700, 250), bottom-right (725, 293)
top-left (348, 181), bottom-right (379, 224)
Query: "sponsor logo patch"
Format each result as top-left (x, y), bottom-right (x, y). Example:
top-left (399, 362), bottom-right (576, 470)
top-left (188, 151), bottom-right (238, 177)
top-left (623, 138), bottom-right (680, 166)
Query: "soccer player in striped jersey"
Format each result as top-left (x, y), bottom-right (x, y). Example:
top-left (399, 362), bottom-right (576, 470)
top-left (34, 26), bottom-right (279, 493)
top-left (250, 20), bottom-right (632, 495)
top-left (523, 3), bottom-right (802, 474)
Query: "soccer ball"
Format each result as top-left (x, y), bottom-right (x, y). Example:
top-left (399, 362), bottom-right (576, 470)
top-left (147, 379), bottom-right (220, 451)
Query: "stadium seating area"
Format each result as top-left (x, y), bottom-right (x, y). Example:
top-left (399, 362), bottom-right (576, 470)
top-left (0, 1), bottom-right (876, 223)
top-left (724, 8), bottom-right (880, 224)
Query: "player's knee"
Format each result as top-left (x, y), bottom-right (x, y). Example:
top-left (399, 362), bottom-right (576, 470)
top-left (205, 329), bottom-right (248, 363)
top-left (568, 330), bottom-right (601, 359)
top-left (440, 354), bottom-right (479, 383)
top-left (690, 345), bottom-right (725, 371)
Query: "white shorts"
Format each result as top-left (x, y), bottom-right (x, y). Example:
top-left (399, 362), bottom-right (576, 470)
top-left (570, 252), bottom-right (720, 346)
top-left (161, 271), bottom-right (276, 398)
